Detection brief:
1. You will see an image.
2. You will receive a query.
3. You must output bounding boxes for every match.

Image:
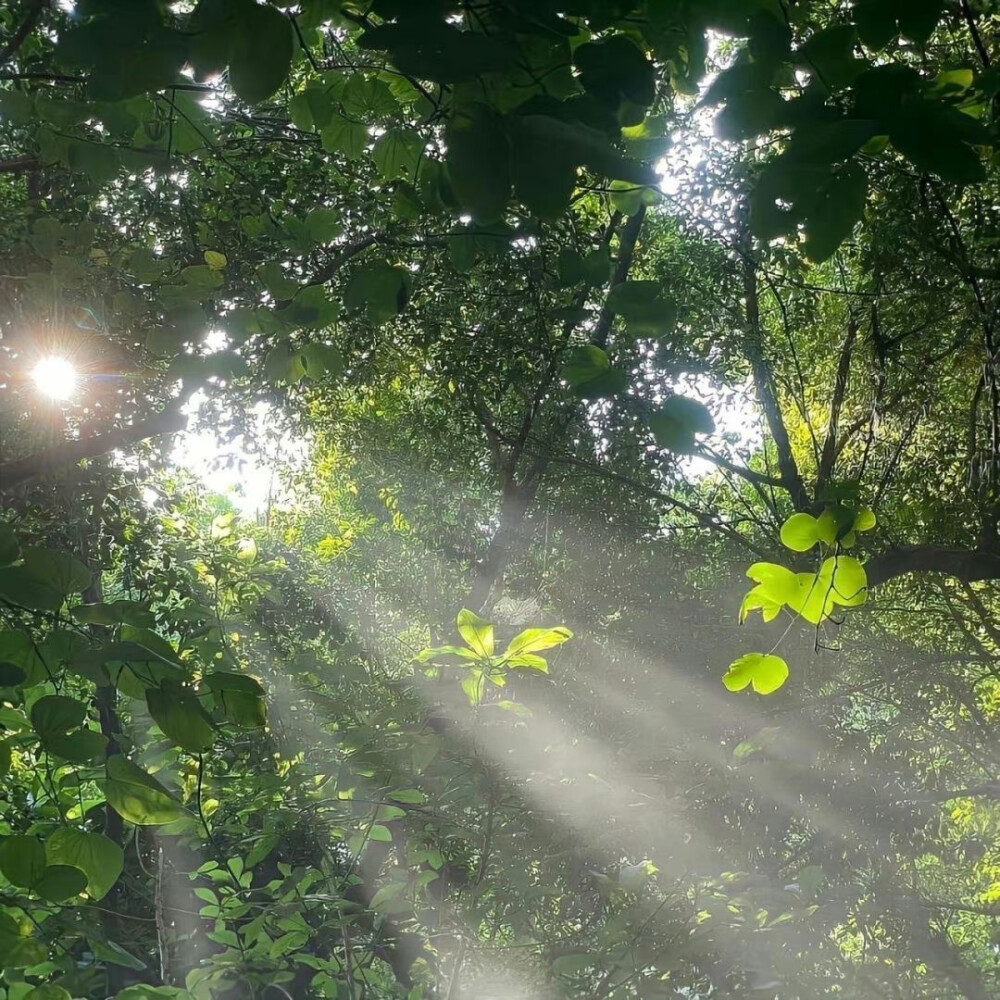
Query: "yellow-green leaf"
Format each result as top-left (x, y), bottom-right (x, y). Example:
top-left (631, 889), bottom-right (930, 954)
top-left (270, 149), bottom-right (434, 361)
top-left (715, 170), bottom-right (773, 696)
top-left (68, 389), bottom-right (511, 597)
top-left (456, 609), bottom-right (494, 657)
top-left (103, 756), bottom-right (187, 826)
top-left (722, 653), bottom-right (790, 695)
top-left (779, 513), bottom-right (822, 552)
top-left (504, 626), bottom-right (573, 657)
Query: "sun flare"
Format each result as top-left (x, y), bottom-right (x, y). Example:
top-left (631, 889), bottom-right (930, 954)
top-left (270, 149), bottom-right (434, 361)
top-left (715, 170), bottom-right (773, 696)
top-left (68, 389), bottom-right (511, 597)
top-left (31, 356), bottom-right (78, 401)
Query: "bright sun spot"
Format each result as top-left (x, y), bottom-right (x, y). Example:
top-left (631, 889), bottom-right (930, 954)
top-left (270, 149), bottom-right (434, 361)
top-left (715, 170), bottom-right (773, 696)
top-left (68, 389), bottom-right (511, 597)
top-left (32, 357), bottom-right (77, 401)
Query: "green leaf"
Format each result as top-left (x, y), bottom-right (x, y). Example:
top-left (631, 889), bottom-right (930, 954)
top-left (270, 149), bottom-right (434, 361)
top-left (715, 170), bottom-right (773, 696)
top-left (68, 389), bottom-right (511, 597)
top-left (890, 109), bottom-right (987, 184)
top-left (204, 250), bottom-right (228, 269)
top-left (780, 512), bottom-right (823, 552)
top-left (245, 833), bottom-right (280, 868)
top-left (606, 280), bottom-right (676, 336)
top-left (68, 141), bottom-right (121, 184)
top-left (44, 728), bottom-right (108, 764)
top-left (34, 863), bottom-right (88, 901)
top-left (387, 789), bottom-right (427, 805)
top-left (0, 630), bottom-right (46, 686)
top-left (649, 396), bottom-right (715, 453)
top-left (344, 263), bottom-right (411, 324)
top-left (147, 682), bottom-right (216, 753)
top-left (609, 179), bottom-right (661, 215)
top-left (797, 864), bottom-right (825, 898)
top-left (203, 672), bottom-right (267, 729)
top-left (509, 117), bottom-right (577, 220)
top-left (446, 104), bottom-right (511, 224)
top-left (264, 342), bottom-right (307, 384)
top-left (0, 90), bottom-right (34, 125)
top-left (515, 113), bottom-right (655, 187)
top-left (24, 987), bottom-right (73, 1000)
top-left (181, 264), bottom-right (223, 290)
top-left (854, 507), bottom-right (877, 531)
top-left (0, 835), bottom-right (47, 888)
top-left (71, 600), bottom-right (155, 627)
top-left (102, 642), bottom-right (189, 700)
top-left (722, 653), bottom-right (790, 695)
top-left (854, 0), bottom-right (899, 49)
top-left (751, 159), bottom-right (868, 262)
top-left (574, 35), bottom-right (655, 119)
top-left (228, 0), bottom-right (294, 104)
top-left (787, 557), bottom-right (868, 624)
top-left (299, 342), bottom-right (344, 380)
top-left (358, 21), bottom-right (516, 84)
top-left (564, 344), bottom-right (610, 386)
top-left (103, 756), bottom-right (188, 826)
top-left (21, 546), bottom-right (92, 596)
top-left (46, 827), bottom-right (124, 900)
top-left (368, 824), bottom-right (393, 843)
top-left (341, 75), bottom-right (398, 119)
top-left (321, 117), bottom-right (369, 159)
top-left (820, 555), bottom-right (868, 607)
top-left (257, 261), bottom-right (299, 300)
top-left (113, 986), bottom-right (181, 1000)
top-left (552, 954), bottom-right (593, 977)
top-left (0, 661), bottom-right (26, 686)
top-left (304, 207), bottom-right (342, 244)
top-left (815, 504), bottom-right (856, 545)
top-left (803, 163), bottom-right (868, 262)
top-left (0, 911), bottom-right (45, 968)
top-left (0, 741), bottom-right (10, 777)
top-left (740, 562), bottom-right (801, 623)
top-left (563, 344), bottom-right (627, 399)
top-left (897, 0), bottom-right (945, 44)
top-left (31, 694), bottom-right (87, 739)
top-left (461, 667), bottom-right (486, 706)
top-left (504, 627), bottom-right (573, 657)
top-left (506, 653), bottom-right (550, 672)
top-left (370, 881), bottom-right (407, 910)
top-left (91, 938), bottom-right (147, 970)
top-left (372, 127), bottom-right (425, 180)
top-left (456, 609), bottom-right (494, 657)
top-left (796, 25), bottom-right (864, 89)
top-left (0, 566), bottom-right (63, 611)
top-left (0, 524), bottom-right (20, 566)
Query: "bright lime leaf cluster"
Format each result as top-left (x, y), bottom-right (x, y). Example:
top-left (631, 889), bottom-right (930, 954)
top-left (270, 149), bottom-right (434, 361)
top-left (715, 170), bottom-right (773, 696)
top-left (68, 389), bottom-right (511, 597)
top-left (741, 556), bottom-right (867, 626)
top-left (780, 505), bottom-right (876, 551)
top-left (418, 610), bottom-right (573, 706)
top-left (722, 653), bottom-right (790, 695)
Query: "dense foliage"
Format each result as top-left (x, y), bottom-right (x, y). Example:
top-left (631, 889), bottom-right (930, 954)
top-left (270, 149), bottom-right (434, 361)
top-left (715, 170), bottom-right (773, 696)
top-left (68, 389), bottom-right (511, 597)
top-left (2, 0), bottom-right (1000, 997)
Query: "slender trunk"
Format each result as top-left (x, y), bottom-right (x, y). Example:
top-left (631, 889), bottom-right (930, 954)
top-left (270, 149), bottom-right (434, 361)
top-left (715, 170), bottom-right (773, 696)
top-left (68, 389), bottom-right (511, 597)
top-left (741, 237), bottom-right (811, 511)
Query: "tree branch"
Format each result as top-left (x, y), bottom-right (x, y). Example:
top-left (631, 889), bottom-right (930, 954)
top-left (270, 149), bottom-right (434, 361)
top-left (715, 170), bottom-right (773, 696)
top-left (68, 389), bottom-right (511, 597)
top-left (691, 446), bottom-right (785, 489)
top-left (593, 206), bottom-right (645, 351)
top-left (901, 782), bottom-right (1000, 803)
top-left (0, 406), bottom-right (186, 490)
top-left (960, 0), bottom-right (991, 68)
top-left (816, 317), bottom-right (858, 495)
top-left (544, 453), bottom-right (770, 559)
top-left (0, 155), bottom-right (38, 174)
top-left (0, 0), bottom-right (44, 68)
top-left (463, 209), bottom-right (647, 613)
top-left (741, 242), bottom-right (811, 511)
top-left (867, 545), bottom-right (1000, 588)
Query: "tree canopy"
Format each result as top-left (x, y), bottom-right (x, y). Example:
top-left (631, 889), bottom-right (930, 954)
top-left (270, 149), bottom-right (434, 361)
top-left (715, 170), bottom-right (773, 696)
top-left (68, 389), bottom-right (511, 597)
top-left (2, 0), bottom-right (1000, 998)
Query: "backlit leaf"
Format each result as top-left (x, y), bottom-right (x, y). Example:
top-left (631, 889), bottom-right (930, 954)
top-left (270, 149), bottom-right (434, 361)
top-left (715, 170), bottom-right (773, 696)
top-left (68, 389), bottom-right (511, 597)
top-left (722, 653), bottom-right (790, 695)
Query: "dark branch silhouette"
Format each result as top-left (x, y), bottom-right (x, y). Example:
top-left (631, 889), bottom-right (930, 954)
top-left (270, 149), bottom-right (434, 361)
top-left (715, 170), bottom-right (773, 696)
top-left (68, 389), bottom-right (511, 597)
top-left (0, 406), bottom-right (186, 491)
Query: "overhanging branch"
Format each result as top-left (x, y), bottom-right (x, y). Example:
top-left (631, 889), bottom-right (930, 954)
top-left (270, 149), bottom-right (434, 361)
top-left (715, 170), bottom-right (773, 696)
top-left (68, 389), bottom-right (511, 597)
top-left (0, 406), bottom-right (186, 490)
top-left (741, 241), bottom-right (811, 511)
top-left (0, 0), bottom-right (44, 68)
top-left (867, 546), bottom-right (1000, 588)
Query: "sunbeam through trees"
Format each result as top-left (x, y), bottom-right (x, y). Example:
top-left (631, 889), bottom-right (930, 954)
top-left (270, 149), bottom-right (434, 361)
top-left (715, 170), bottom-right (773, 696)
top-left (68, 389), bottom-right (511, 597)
top-left (2, 1), bottom-right (1000, 998)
